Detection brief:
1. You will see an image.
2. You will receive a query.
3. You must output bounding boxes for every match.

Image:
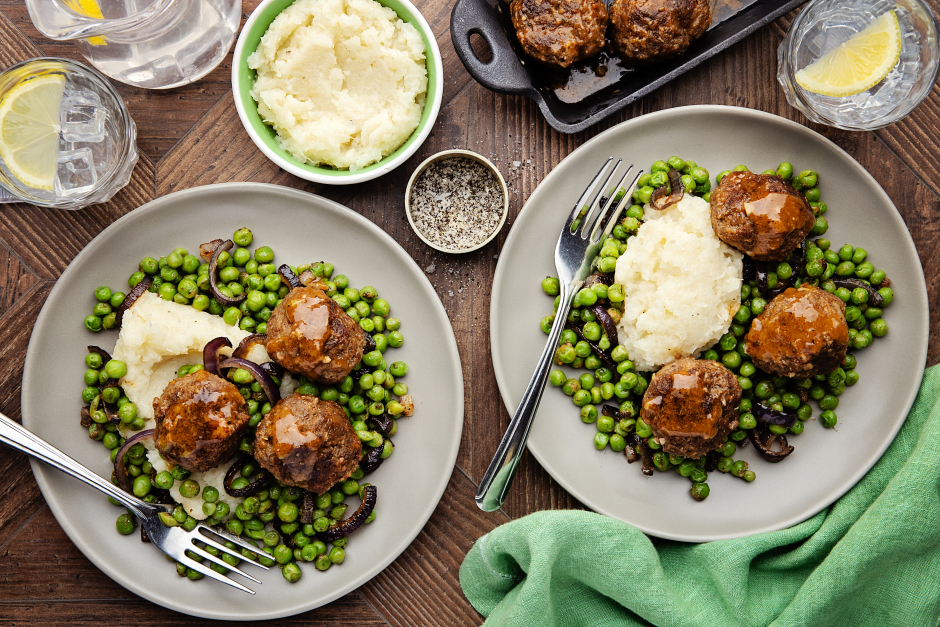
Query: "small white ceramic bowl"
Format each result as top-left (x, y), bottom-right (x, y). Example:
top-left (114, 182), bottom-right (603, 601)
top-left (405, 150), bottom-right (509, 254)
top-left (232, 0), bottom-right (443, 185)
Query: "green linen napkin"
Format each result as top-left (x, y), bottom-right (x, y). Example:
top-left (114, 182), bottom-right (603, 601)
top-left (460, 365), bottom-right (940, 627)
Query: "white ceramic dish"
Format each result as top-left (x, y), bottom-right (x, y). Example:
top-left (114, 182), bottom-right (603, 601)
top-left (490, 105), bottom-right (929, 542)
top-left (232, 0), bottom-right (444, 186)
top-left (21, 183), bottom-right (464, 619)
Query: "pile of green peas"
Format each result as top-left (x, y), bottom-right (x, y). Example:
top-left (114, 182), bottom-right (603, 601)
top-left (540, 158), bottom-right (893, 501)
top-left (86, 228), bottom-right (412, 582)
top-left (81, 351), bottom-right (142, 454)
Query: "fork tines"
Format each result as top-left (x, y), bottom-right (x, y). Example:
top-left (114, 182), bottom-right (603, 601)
top-left (168, 523), bottom-right (271, 594)
top-left (567, 158), bottom-right (643, 243)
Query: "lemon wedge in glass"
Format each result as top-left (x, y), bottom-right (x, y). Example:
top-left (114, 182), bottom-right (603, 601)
top-left (795, 10), bottom-right (902, 97)
top-left (0, 74), bottom-right (66, 191)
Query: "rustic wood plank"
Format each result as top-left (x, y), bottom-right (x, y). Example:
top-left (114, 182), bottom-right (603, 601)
top-left (0, 157), bottom-right (155, 280)
top-left (0, 599), bottom-right (387, 627)
top-left (360, 468), bottom-right (504, 627)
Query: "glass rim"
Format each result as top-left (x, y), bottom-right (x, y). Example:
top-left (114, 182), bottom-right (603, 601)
top-left (0, 56), bottom-right (137, 208)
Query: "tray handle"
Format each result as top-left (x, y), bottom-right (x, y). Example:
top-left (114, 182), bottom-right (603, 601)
top-left (450, 0), bottom-right (533, 94)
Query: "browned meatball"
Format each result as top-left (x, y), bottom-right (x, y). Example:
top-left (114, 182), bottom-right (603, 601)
top-left (265, 286), bottom-right (367, 384)
top-left (745, 284), bottom-right (848, 378)
top-left (153, 369), bottom-right (250, 473)
top-left (709, 171), bottom-right (815, 262)
top-left (640, 357), bottom-right (741, 459)
top-left (609, 0), bottom-right (711, 63)
top-left (510, 0), bottom-right (608, 68)
top-left (253, 394), bottom-right (362, 494)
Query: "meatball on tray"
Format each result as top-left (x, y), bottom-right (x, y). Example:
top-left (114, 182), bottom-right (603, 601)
top-left (489, 106), bottom-right (928, 541)
top-left (451, 0), bottom-right (803, 132)
top-left (21, 183), bottom-right (464, 620)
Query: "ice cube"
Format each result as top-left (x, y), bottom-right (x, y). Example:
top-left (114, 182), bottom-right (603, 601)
top-left (61, 91), bottom-right (106, 143)
top-left (55, 148), bottom-right (97, 196)
top-left (68, 137), bottom-right (113, 172)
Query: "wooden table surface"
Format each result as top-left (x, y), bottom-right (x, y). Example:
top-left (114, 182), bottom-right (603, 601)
top-left (0, 0), bottom-right (938, 624)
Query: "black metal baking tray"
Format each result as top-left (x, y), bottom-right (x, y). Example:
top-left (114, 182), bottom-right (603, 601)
top-left (451, 0), bottom-right (805, 133)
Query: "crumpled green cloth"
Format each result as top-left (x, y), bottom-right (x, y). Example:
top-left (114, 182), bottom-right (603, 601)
top-left (460, 365), bottom-right (940, 627)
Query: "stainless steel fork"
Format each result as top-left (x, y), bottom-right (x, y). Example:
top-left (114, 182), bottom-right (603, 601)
top-left (0, 412), bottom-right (269, 593)
top-left (475, 158), bottom-right (642, 511)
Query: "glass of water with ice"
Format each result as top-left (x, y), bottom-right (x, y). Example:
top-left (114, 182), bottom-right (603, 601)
top-left (0, 58), bottom-right (138, 210)
top-left (777, 0), bottom-right (940, 130)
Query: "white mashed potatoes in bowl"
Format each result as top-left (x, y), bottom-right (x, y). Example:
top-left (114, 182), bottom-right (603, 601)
top-left (232, 0), bottom-right (443, 184)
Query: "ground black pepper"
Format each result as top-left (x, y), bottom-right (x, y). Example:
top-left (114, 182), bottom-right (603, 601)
top-left (409, 157), bottom-right (505, 250)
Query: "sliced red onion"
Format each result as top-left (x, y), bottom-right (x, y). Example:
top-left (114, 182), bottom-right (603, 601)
top-left (113, 429), bottom-right (154, 492)
top-left (218, 357), bottom-right (281, 404)
top-left (363, 334), bottom-right (377, 353)
top-left (202, 336), bottom-right (232, 376)
top-left (748, 425), bottom-right (794, 463)
top-left (651, 167), bottom-right (685, 210)
top-left (209, 240), bottom-right (245, 307)
top-left (199, 239), bottom-right (224, 261)
top-left (233, 334), bottom-right (267, 360)
top-left (323, 485), bottom-right (377, 541)
top-left (589, 304), bottom-right (620, 348)
top-left (116, 276), bottom-right (153, 326)
top-left (372, 413), bottom-right (393, 437)
top-left (223, 457), bottom-right (269, 497)
top-left (832, 277), bottom-right (884, 307)
top-left (259, 361), bottom-right (283, 379)
top-left (277, 264), bottom-right (301, 289)
top-left (359, 444), bottom-right (387, 474)
top-left (300, 490), bottom-right (316, 524)
top-left (754, 403), bottom-right (798, 428)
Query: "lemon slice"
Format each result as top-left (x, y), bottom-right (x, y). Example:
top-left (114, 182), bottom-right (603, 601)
top-left (795, 10), bottom-right (902, 97)
top-left (0, 74), bottom-right (66, 191)
top-left (65, 0), bottom-right (107, 46)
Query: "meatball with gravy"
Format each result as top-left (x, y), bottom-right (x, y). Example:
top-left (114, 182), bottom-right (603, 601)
top-left (745, 284), bottom-right (849, 378)
top-left (510, 0), bottom-right (608, 68)
top-left (153, 369), bottom-right (251, 473)
top-left (265, 285), bottom-right (367, 384)
top-left (641, 357), bottom-right (741, 459)
top-left (253, 394), bottom-right (362, 494)
top-left (609, 0), bottom-right (711, 63)
top-left (709, 171), bottom-right (815, 262)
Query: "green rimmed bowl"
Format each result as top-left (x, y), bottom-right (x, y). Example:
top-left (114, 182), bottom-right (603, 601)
top-left (232, 0), bottom-right (443, 185)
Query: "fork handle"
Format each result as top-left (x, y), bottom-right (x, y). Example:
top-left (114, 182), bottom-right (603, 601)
top-left (476, 280), bottom-right (575, 511)
top-left (0, 412), bottom-right (154, 519)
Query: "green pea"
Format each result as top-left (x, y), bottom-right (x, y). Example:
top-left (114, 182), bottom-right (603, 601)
top-left (877, 287), bottom-right (894, 306)
top-left (776, 162), bottom-right (793, 180)
top-left (870, 318), bottom-right (888, 337)
top-left (387, 331), bottom-right (404, 348)
top-left (179, 479), bottom-right (200, 499)
top-left (254, 245), bottom-right (274, 263)
top-left (820, 410), bottom-right (837, 428)
top-left (810, 216), bottom-right (828, 236)
top-left (133, 475), bottom-right (151, 498)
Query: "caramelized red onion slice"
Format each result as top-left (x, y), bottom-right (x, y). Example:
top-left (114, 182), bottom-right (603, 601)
top-left (202, 336), bottom-right (232, 376)
top-left (754, 402), bottom-right (798, 428)
top-left (832, 277), bottom-right (884, 307)
top-left (359, 442), bottom-right (391, 475)
top-left (217, 357), bottom-right (281, 404)
top-left (223, 457), bottom-right (269, 497)
top-left (748, 425), bottom-right (794, 462)
top-left (300, 490), bottom-right (316, 524)
top-left (209, 240), bottom-right (245, 306)
top-left (323, 485), bottom-right (377, 541)
top-left (651, 167), bottom-right (685, 210)
top-left (589, 304), bottom-right (620, 348)
top-left (113, 429), bottom-right (154, 492)
top-left (372, 413), bottom-right (394, 437)
top-left (567, 323), bottom-right (616, 370)
top-left (363, 334), bottom-right (377, 353)
top-left (232, 334), bottom-right (267, 360)
top-left (628, 433), bottom-right (654, 476)
top-left (277, 264), bottom-right (301, 290)
top-left (200, 239), bottom-right (225, 261)
top-left (742, 256), bottom-right (756, 282)
top-left (116, 276), bottom-right (153, 326)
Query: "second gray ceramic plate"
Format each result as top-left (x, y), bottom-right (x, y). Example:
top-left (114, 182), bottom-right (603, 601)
top-left (21, 183), bottom-right (464, 619)
top-left (491, 105), bottom-right (929, 542)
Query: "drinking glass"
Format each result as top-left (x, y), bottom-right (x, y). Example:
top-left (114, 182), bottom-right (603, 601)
top-left (0, 58), bottom-right (138, 210)
top-left (777, 0), bottom-right (940, 130)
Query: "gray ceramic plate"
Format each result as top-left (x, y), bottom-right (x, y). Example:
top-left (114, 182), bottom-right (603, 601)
top-left (491, 105), bottom-right (929, 542)
top-left (21, 183), bottom-right (464, 619)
